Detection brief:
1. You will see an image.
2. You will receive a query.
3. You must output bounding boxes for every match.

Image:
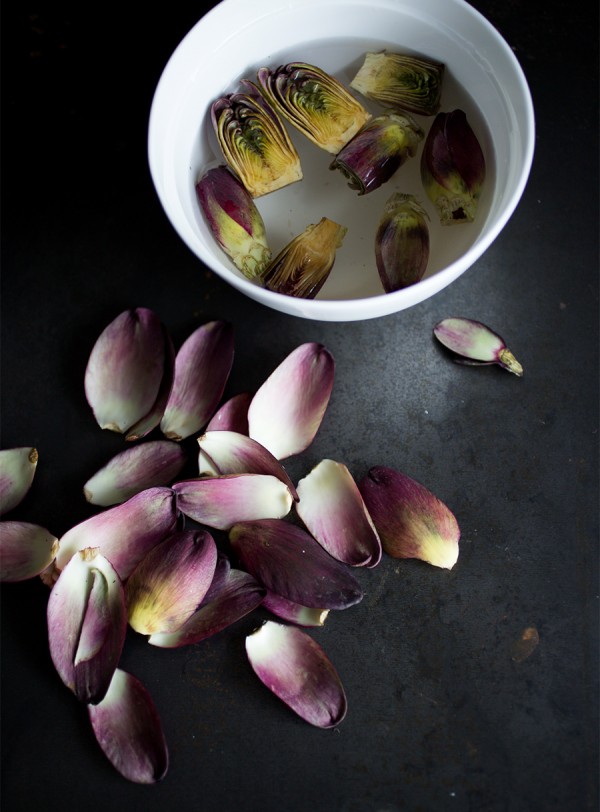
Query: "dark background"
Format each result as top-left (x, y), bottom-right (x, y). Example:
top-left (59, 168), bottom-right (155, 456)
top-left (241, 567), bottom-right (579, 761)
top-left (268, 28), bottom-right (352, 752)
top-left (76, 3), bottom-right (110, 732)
top-left (1, 2), bottom-right (598, 811)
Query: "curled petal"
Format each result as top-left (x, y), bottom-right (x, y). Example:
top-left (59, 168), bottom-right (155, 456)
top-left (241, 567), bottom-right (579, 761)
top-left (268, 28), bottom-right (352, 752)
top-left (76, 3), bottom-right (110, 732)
top-left (198, 431), bottom-right (298, 500)
top-left (358, 466), bottom-right (460, 569)
top-left (88, 668), bottom-right (168, 784)
top-left (84, 441), bottom-right (187, 506)
top-left (173, 475), bottom-right (293, 530)
top-left (247, 343), bottom-right (335, 460)
top-left (262, 592), bottom-right (329, 628)
top-left (229, 519), bottom-right (363, 610)
top-left (296, 459), bottom-right (382, 567)
top-left (47, 548), bottom-right (127, 704)
top-left (149, 556), bottom-right (265, 648)
top-left (206, 392), bottom-right (251, 434)
top-left (84, 308), bottom-right (174, 437)
top-left (0, 521), bottom-right (58, 582)
top-left (126, 530), bottom-right (218, 635)
top-left (433, 317), bottom-right (523, 376)
top-left (55, 487), bottom-right (179, 579)
top-left (246, 620), bottom-right (347, 728)
top-left (0, 447), bottom-right (38, 516)
top-left (160, 320), bottom-right (235, 441)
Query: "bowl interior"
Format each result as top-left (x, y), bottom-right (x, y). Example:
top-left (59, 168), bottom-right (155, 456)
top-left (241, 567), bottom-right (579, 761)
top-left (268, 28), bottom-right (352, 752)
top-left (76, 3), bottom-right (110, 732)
top-left (148, 0), bottom-right (534, 321)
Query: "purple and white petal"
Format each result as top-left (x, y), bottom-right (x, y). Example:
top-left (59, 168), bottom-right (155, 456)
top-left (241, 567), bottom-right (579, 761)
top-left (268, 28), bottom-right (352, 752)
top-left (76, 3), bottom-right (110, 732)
top-left (206, 392), bottom-right (252, 434)
top-left (246, 620), bottom-right (347, 728)
top-left (88, 668), bottom-right (168, 784)
top-left (149, 563), bottom-right (265, 648)
top-left (0, 447), bottom-right (38, 516)
top-left (47, 548), bottom-right (126, 704)
top-left (55, 487), bottom-right (179, 579)
top-left (358, 466), bottom-right (460, 569)
top-left (296, 459), bottom-right (382, 567)
top-left (0, 521), bottom-right (58, 582)
top-left (160, 321), bottom-right (235, 441)
top-left (197, 431), bottom-right (298, 499)
top-left (84, 441), bottom-right (187, 506)
top-left (247, 343), bottom-right (335, 459)
top-left (229, 519), bottom-right (363, 610)
top-left (125, 323), bottom-right (176, 440)
top-left (126, 529), bottom-right (217, 635)
top-left (84, 308), bottom-right (169, 435)
top-left (174, 475), bottom-right (293, 530)
top-left (433, 317), bottom-right (523, 376)
top-left (262, 591), bottom-right (329, 627)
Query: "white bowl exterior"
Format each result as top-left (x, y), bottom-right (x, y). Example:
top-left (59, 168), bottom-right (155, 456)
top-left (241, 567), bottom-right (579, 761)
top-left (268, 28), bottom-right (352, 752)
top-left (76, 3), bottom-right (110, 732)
top-left (148, 0), bottom-right (535, 321)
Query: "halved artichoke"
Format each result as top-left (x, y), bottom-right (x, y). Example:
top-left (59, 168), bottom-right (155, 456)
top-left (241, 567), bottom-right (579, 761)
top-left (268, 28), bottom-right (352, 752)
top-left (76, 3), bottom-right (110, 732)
top-left (350, 51), bottom-right (444, 117)
top-left (257, 62), bottom-right (371, 154)
top-left (211, 79), bottom-right (303, 197)
top-left (263, 217), bottom-right (347, 299)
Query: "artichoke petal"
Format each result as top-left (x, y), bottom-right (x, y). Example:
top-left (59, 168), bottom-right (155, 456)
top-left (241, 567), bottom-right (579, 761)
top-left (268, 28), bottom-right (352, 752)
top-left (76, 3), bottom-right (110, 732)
top-left (47, 548), bottom-right (127, 704)
top-left (0, 447), bottom-right (38, 516)
top-left (160, 320), bottom-right (235, 441)
top-left (247, 342), bottom-right (335, 460)
top-left (88, 668), bottom-right (169, 784)
top-left (358, 466), bottom-right (460, 569)
top-left (246, 620), bottom-right (347, 728)
top-left (0, 521), bottom-right (58, 582)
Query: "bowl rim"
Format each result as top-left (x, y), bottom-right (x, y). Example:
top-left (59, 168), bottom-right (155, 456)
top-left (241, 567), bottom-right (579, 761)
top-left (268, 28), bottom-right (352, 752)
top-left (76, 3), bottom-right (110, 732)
top-left (148, 0), bottom-right (535, 321)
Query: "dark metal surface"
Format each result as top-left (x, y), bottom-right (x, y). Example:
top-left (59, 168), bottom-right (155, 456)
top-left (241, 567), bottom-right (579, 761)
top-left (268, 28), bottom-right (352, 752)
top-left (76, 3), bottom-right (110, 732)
top-left (1, 2), bottom-right (598, 810)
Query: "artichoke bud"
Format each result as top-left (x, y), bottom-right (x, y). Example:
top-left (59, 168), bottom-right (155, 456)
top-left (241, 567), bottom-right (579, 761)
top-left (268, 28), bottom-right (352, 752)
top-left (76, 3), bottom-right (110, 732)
top-left (263, 217), bottom-right (347, 299)
top-left (350, 51), bottom-right (445, 117)
top-left (211, 80), bottom-right (303, 198)
top-left (257, 62), bottom-right (371, 154)
top-left (196, 165), bottom-right (271, 280)
top-left (330, 113), bottom-right (424, 195)
top-left (420, 109), bottom-right (486, 225)
top-left (375, 193), bottom-right (430, 292)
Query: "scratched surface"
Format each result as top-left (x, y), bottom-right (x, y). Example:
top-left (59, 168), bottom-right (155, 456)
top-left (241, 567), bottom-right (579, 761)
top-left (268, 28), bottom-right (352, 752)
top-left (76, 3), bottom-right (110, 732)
top-left (1, 2), bottom-right (598, 811)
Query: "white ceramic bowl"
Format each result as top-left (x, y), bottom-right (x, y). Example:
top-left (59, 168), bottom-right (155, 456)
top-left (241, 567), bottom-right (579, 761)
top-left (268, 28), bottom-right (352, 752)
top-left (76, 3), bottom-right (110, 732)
top-left (148, 0), bottom-right (534, 322)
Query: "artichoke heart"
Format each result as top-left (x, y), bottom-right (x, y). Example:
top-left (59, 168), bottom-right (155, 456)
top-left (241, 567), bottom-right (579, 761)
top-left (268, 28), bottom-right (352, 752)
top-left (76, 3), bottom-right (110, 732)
top-left (211, 79), bottom-right (303, 197)
top-left (330, 113), bottom-right (424, 195)
top-left (375, 193), bottom-right (430, 292)
top-left (421, 108), bottom-right (486, 224)
top-left (257, 62), bottom-right (371, 154)
top-left (263, 218), bottom-right (347, 299)
top-left (350, 51), bottom-right (445, 117)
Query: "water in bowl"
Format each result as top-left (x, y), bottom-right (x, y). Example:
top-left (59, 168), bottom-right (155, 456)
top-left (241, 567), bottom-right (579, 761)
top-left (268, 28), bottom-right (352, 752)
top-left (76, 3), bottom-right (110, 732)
top-left (198, 37), bottom-right (495, 301)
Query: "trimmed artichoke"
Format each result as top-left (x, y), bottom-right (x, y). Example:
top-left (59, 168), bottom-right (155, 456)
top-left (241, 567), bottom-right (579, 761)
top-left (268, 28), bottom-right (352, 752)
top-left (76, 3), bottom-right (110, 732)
top-left (330, 113), bottom-right (424, 195)
top-left (350, 51), bottom-right (444, 116)
top-left (375, 193), bottom-right (430, 292)
top-left (421, 108), bottom-right (486, 224)
top-left (196, 165), bottom-right (271, 279)
top-left (263, 217), bottom-right (347, 299)
top-left (257, 62), bottom-right (371, 154)
top-left (211, 79), bottom-right (302, 197)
